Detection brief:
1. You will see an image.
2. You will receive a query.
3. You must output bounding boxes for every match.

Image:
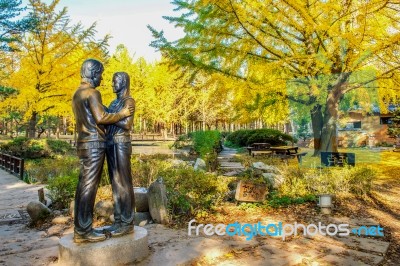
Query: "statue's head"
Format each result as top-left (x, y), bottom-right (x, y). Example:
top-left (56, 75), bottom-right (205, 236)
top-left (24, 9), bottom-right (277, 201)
top-left (112, 72), bottom-right (130, 94)
top-left (80, 59), bottom-right (104, 88)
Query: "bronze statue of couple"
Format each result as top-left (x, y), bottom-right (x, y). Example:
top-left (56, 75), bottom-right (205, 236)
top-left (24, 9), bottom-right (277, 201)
top-left (72, 59), bottom-right (135, 243)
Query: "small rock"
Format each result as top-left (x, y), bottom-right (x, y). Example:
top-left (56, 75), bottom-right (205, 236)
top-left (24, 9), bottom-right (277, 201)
top-left (26, 201), bottom-right (51, 222)
top-left (94, 200), bottom-right (114, 218)
top-left (148, 179), bottom-right (170, 224)
top-left (224, 171), bottom-right (240, 176)
top-left (252, 162), bottom-right (280, 173)
top-left (193, 158), bottom-right (207, 171)
top-left (262, 173), bottom-right (284, 188)
top-left (52, 216), bottom-right (70, 225)
top-left (226, 190), bottom-right (236, 201)
top-left (53, 210), bottom-right (62, 216)
top-left (134, 212), bottom-right (152, 226)
top-left (134, 187), bottom-right (149, 212)
top-left (110, 214), bottom-right (115, 223)
top-left (167, 159), bottom-right (186, 166)
top-left (47, 225), bottom-right (64, 236)
top-left (69, 201), bottom-right (74, 218)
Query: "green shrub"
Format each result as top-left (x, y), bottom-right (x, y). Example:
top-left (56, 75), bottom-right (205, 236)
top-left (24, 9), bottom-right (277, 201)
top-left (225, 130), bottom-right (252, 146)
top-left (348, 167), bottom-right (375, 196)
top-left (24, 156), bottom-right (79, 183)
top-left (226, 129), bottom-right (294, 147)
top-left (47, 139), bottom-right (73, 154)
top-left (190, 130), bottom-right (222, 157)
top-left (278, 166), bottom-right (311, 197)
top-left (131, 155), bottom-right (173, 187)
top-left (267, 192), bottom-right (316, 208)
top-left (0, 137), bottom-right (73, 159)
top-left (278, 165), bottom-right (376, 198)
top-left (46, 174), bottom-right (79, 209)
top-left (160, 166), bottom-right (229, 221)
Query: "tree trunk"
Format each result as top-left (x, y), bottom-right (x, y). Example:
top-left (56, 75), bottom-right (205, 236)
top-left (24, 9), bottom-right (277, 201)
top-left (310, 104), bottom-right (323, 156)
top-left (320, 90), bottom-right (340, 153)
top-left (28, 112), bottom-right (37, 138)
top-left (63, 116), bottom-right (67, 135)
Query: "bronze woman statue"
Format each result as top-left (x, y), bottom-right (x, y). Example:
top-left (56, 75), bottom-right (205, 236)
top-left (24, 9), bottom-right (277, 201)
top-left (104, 72), bottom-right (135, 236)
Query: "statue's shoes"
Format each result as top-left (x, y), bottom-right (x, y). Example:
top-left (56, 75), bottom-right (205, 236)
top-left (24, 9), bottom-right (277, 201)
top-left (93, 227), bottom-right (105, 234)
top-left (73, 230), bottom-right (107, 243)
top-left (102, 223), bottom-right (122, 233)
top-left (110, 225), bottom-right (134, 237)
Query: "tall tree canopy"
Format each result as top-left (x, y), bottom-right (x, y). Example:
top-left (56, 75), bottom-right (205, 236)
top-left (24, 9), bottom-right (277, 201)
top-left (0, 0), bottom-right (109, 138)
top-left (0, 0), bottom-right (35, 51)
top-left (150, 0), bottom-right (400, 153)
top-left (0, 0), bottom-right (36, 80)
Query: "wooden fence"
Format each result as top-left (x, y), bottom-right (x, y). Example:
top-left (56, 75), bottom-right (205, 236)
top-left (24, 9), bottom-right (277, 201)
top-left (0, 152), bottom-right (24, 179)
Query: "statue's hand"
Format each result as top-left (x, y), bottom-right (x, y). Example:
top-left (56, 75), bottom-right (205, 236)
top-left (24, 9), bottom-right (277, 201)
top-left (121, 104), bottom-right (134, 118)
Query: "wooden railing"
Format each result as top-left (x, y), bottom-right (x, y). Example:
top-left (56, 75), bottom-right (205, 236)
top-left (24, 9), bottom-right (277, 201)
top-left (0, 152), bottom-right (24, 179)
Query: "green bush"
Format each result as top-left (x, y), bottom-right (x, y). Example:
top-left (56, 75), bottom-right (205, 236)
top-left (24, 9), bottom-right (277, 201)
top-left (278, 165), bottom-right (376, 198)
top-left (225, 130), bottom-right (252, 146)
top-left (226, 129), bottom-right (293, 147)
top-left (0, 137), bottom-right (73, 159)
top-left (24, 156), bottom-right (79, 183)
top-left (46, 174), bottom-right (79, 209)
top-left (267, 192), bottom-right (316, 208)
top-left (130, 154), bottom-right (229, 222)
top-left (348, 167), bottom-right (375, 196)
top-left (160, 166), bottom-right (229, 221)
top-left (190, 130), bottom-right (222, 157)
top-left (47, 139), bottom-right (73, 154)
top-left (131, 155), bottom-right (174, 187)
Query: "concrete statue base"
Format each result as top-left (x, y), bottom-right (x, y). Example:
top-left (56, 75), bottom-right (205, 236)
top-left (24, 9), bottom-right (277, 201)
top-left (58, 226), bottom-right (149, 266)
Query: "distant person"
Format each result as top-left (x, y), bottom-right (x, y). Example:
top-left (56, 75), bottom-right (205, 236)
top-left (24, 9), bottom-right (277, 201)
top-left (72, 59), bottom-right (134, 243)
top-left (104, 72), bottom-right (135, 237)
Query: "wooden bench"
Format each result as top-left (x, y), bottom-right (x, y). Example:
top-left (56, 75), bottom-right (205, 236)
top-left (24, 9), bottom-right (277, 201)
top-left (289, 152), bottom-right (308, 164)
top-left (251, 150), bottom-right (273, 157)
top-left (274, 152), bottom-right (307, 164)
top-left (247, 143), bottom-right (271, 156)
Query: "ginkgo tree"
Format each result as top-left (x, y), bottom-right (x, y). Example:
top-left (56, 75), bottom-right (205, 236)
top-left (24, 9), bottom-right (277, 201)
top-left (149, 0), bottom-right (400, 154)
top-left (0, 0), bottom-right (109, 138)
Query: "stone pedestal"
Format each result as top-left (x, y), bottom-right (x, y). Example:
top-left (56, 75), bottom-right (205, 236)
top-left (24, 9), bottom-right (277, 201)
top-left (58, 226), bottom-right (149, 266)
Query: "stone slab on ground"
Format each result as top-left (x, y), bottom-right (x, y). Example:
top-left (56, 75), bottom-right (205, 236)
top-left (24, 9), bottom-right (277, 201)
top-left (0, 224), bottom-right (59, 266)
top-left (310, 234), bottom-right (390, 255)
top-left (58, 226), bottom-right (149, 266)
top-left (138, 224), bottom-right (231, 266)
top-left (0, 170), bottom-right (45, 224)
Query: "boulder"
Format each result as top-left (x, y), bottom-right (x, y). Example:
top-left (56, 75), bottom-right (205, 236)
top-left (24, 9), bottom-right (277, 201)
top-left (148, 178), bottom-right (169, 224)
top-left (167, 159), bottom-right (187, 166)
top-left (252, 162), bottom-right (280, 174)
top-left (94, 200), bottom-right (114, 218)
top-left (52, 216), bottom-right (71, 225)
top-left (262, 173), bottom-right (284, 188)
top-left (26, 201), bottom-right (51, 222)
top-left (134, 187), bottom-right (149, 212)
top-left (194, 158), bottom-right (207, 171)
top-left (134, 212), bottom-right (152, 226)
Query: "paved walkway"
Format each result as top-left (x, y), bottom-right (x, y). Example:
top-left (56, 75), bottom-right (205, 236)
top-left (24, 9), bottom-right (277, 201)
top-left (0, 169), bottom-right (59, 266)
top-left (0, 170), bottom-right (44, 224)
top-left (218, 147), bottom-right (245, 170)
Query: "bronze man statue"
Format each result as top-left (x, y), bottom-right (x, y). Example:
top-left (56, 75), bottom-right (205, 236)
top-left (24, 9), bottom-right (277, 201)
top-left (72, 59), bottom-right (134, 243)
top-left (104, 72), bottom-right (135, 237)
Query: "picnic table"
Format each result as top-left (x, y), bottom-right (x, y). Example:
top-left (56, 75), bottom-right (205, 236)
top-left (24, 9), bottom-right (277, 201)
top-left (270, 146), bottom-right (307, 164)
top-left (246, 143), bottom-right (272, 157)
top-left (270, 146), bottom-right (298, 155)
